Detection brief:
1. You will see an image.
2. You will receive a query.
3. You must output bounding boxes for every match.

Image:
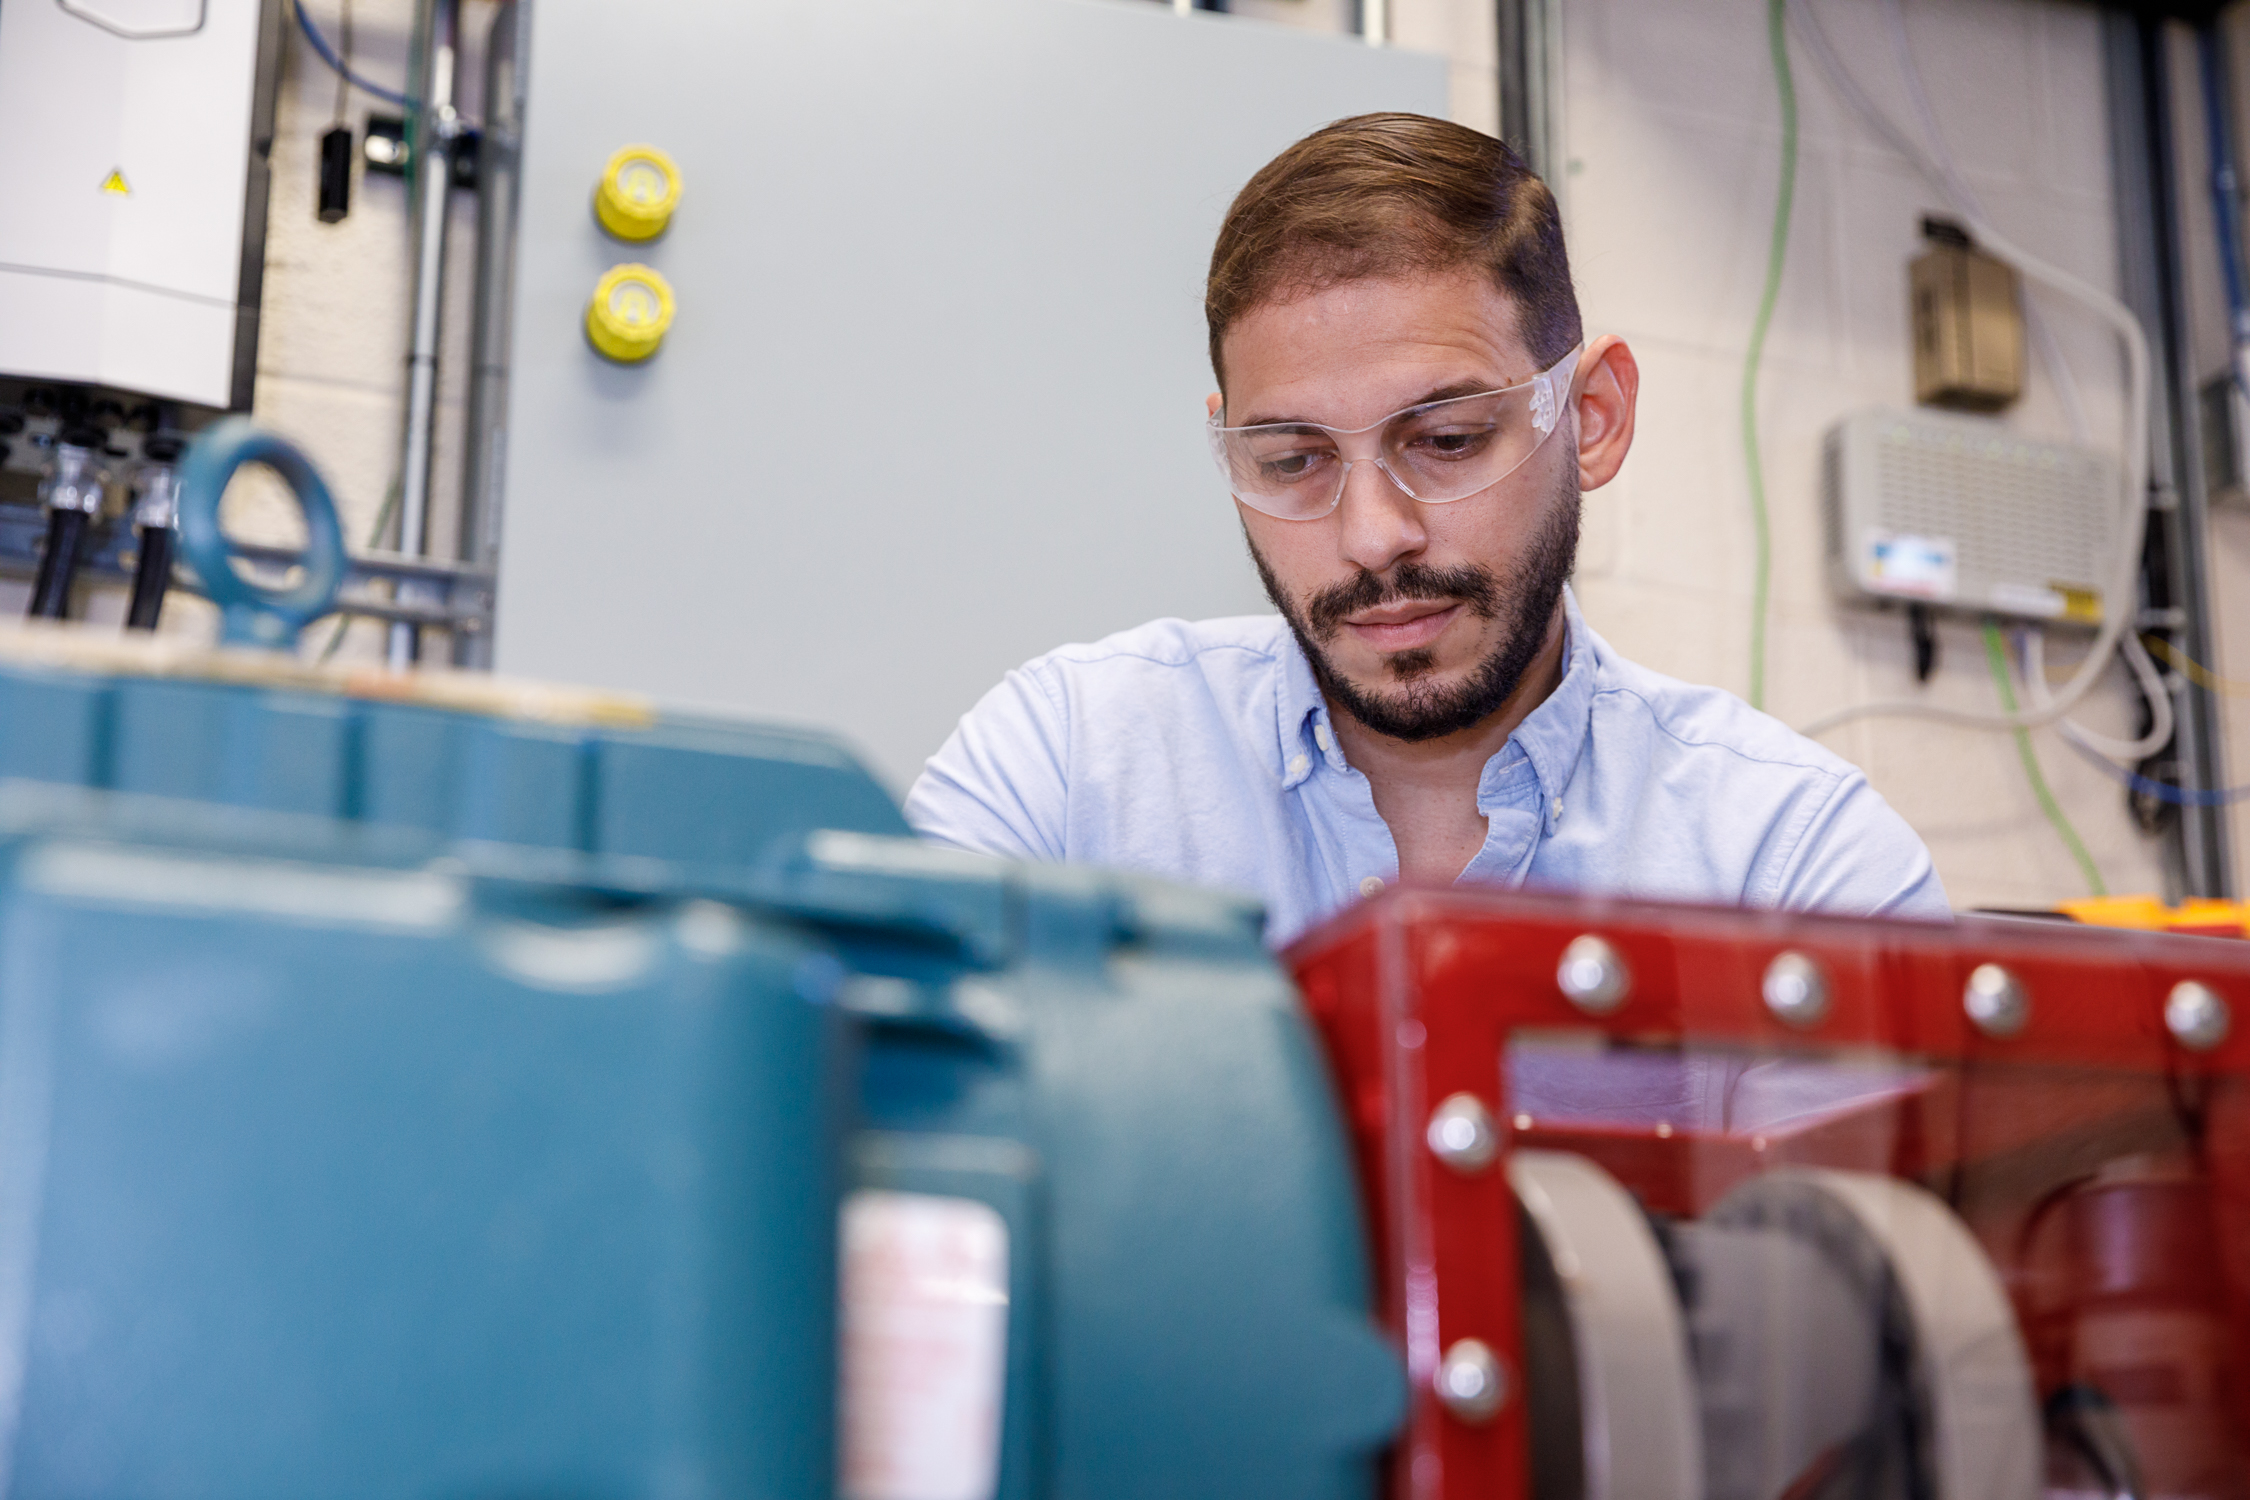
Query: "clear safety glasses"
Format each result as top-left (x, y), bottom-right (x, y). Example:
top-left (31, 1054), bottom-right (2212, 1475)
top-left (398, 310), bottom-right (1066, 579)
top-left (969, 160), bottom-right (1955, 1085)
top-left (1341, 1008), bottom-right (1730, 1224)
top-left (1207, 344), bottom-right (1584, 521)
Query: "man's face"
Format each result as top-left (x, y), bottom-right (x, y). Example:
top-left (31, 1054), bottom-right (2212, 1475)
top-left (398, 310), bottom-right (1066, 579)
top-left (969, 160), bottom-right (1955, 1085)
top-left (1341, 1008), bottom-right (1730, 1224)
top-left (1218, 268), bottom-right (1579, 743)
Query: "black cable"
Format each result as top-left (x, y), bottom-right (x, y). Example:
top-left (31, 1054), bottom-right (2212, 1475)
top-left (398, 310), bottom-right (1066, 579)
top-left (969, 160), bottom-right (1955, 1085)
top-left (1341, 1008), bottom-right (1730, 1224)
top-left (1907, 602), bottom-right (1938, 683)
top-left (30, 427), bottom-right (107, 622)
top-left (2062, 734), bottom-right (2250, 806)
top-left (125, 435), bottom-right (184, 631)
top-left (28, 511), bottom-right (89, 621)
top-left (125, 522), bottom-right (174, 631)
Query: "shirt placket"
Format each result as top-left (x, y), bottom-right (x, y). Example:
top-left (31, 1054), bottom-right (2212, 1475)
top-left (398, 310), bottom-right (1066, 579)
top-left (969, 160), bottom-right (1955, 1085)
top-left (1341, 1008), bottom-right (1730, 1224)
top-left (1300, 710), bottom-right (1398, 903)
top-left (1462, 749), bottom-right (1546, 887)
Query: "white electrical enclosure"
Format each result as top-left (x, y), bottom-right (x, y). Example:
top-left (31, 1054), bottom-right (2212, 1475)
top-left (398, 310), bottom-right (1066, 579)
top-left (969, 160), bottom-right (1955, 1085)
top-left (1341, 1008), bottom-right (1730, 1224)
top-left (492, 0), bottom-right (1449, 789)
top-left (0, 0), bottom-right (278, 410)
top-left (1823, 408), bottom-right (2118, 626)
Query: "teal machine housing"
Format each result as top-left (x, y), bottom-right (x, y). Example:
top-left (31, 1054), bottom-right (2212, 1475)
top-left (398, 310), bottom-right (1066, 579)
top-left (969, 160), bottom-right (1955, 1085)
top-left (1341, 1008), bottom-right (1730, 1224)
top-left (0, 424), bottom-right (1402, 1496)
top-left (0, 795), bottom-right (848, 1499)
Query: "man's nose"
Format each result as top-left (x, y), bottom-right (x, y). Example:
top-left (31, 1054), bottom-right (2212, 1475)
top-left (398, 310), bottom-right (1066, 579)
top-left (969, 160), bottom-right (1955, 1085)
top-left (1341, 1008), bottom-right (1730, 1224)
top-left (1335, 458), bottom-right (1426, 576)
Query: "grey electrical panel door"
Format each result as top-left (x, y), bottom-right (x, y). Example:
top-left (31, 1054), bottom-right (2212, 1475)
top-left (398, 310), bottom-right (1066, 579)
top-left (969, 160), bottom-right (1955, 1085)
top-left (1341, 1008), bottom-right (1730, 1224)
top-left (494, 0), bottom-right (1448, 789)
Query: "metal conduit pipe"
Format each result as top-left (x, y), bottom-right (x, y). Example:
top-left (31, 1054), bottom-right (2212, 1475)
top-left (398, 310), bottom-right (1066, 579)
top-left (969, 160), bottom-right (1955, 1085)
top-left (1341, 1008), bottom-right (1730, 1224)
top-left (455, 0), bottom-right (523, 669)
top-left (391, 0), bottom-right (461, 669)
top-left (1496, 0), bottom-right (1556, 182)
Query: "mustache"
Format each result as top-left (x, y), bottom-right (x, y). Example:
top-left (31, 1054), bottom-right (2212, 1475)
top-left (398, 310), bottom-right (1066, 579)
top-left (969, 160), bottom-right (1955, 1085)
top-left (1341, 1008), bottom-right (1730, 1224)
top-left (1302, 560), bottom-right (1502, 640)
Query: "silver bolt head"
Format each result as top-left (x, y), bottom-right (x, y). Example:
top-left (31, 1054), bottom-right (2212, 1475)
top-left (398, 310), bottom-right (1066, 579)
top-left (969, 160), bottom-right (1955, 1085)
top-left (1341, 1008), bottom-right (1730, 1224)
top-left (1435, 1338), bottom-right (1510, 1424)
top-left (1426, 1092), bottom-right (1499, 1174)
top-left (1963, 963), bottom-right (2030, 1038)
top-left (2166, 980), bottom-right (2232, 1053)
top-left (1556, 933), bottom-right (1630, 1014)
top-left (1762, 951), bottom-right (1830, 1028)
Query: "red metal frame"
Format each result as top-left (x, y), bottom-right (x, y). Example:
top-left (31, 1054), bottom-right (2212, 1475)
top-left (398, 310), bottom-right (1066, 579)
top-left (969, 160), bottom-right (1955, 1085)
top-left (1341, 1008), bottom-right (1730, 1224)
top-left (1287, 887), bottom-right (2250, 1500)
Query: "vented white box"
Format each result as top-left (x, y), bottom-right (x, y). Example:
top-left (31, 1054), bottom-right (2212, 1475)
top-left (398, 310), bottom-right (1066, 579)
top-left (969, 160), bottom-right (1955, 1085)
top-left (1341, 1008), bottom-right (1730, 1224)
top-left (0, 0), bottom-right (278, 410)
top-left (1822, 408), bottom-right (2117, 625)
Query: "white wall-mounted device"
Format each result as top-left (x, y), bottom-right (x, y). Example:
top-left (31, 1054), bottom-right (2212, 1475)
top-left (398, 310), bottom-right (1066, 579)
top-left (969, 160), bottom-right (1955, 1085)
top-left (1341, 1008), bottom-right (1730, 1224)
top-left (0, 0), bottom-right (282, 411)
top-left (1823, 408), bottom-right (2117, 626)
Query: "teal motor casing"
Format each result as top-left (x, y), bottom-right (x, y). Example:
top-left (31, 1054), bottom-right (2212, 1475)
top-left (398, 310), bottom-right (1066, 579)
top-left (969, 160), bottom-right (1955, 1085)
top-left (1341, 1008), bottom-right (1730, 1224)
top-left (0, 654), bottom-right (908, 864)
top-left (0, 786), bottom-right (846, 1499)
top-left (791, 837), bottom-right (1406, 1500)
top-left (0, 785), bottom-right (1405, 1498)
top-left (0, 424), bottom-right (1405, 1497)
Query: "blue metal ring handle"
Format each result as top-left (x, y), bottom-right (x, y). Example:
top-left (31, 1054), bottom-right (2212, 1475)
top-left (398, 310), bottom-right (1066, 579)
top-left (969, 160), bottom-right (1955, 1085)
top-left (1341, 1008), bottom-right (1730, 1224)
top-left (176, 419), bottom-right (348, 649)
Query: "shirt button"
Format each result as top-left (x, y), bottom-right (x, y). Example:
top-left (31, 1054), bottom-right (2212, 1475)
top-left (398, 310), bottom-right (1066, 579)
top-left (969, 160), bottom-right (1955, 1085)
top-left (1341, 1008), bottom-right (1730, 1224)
top-left (1360, 875), bottom-right (1385, 898)
top-left (1553, 797), bottom-right (1564, 819)
top-left (1287, 753), bottom-right (1310, 778)
top-left (1315, 725), bottom-right (1333, 752)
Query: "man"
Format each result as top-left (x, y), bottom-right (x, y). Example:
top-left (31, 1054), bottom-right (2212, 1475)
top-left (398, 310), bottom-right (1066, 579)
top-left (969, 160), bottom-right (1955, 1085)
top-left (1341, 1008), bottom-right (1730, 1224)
top-left (907, 113), bottom-right (1945, 947)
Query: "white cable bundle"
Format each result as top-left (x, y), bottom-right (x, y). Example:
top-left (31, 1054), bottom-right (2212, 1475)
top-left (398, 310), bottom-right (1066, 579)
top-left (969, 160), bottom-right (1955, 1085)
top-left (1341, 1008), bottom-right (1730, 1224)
top-left (1785, 0), bottom-right (2156, 742)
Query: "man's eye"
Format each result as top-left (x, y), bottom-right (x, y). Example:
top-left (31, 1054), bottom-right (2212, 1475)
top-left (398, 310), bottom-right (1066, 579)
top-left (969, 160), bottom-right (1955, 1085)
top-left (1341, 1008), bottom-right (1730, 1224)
top-left (1256, 449), bottom-right (1331, 483)
top-left (1409, 427), bottom-right (1494, 459)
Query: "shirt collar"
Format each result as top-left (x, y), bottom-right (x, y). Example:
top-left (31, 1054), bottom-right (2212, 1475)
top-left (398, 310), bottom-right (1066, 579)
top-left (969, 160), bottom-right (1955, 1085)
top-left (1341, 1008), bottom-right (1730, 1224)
top-left (1275, 630), bottom-right (1329, 791)
top-left (1501, 586), bottom-right (1597, 834)
top-left (1273, 586), bottom-right (1599, 826)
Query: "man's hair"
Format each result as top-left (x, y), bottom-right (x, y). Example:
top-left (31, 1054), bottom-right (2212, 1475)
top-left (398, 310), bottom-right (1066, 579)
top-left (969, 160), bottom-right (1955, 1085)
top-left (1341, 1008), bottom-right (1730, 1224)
top-left (1205, 113), bottom-right (1581, 386)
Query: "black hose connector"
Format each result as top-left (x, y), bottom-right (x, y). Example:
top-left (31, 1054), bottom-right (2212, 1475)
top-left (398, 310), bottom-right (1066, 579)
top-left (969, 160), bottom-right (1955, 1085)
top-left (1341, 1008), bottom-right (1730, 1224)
top-left (126, 523), bottom-right (175, 631)
top-left (28, 509), bottom-right (90, 620)
top-left (126, 435), bottom-right (187, 632)
top-left (319, 124), bottom-right (353, 223)
top-left (29, 428), bottom-right (108, 622)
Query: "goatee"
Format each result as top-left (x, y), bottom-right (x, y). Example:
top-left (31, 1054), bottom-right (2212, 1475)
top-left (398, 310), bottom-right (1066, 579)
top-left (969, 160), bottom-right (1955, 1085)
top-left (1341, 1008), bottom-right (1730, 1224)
top-left (1250, 481), bottom-right (1580, 743)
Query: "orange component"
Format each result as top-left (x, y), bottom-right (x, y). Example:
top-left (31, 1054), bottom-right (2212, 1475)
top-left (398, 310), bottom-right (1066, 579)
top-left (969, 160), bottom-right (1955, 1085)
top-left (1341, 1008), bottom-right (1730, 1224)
top-left (2059, 895), bottom-right (2250, 940)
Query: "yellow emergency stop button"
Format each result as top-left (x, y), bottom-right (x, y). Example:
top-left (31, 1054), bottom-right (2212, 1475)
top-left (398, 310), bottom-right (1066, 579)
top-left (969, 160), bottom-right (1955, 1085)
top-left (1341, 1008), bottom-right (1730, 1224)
top-left (585, 264), bottom-right (675, 363)
top-left (594, 145), bottom-right (681, 241)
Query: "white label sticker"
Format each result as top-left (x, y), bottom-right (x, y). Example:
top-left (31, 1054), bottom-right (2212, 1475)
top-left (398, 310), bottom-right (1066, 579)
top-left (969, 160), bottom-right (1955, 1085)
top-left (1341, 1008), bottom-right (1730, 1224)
top-left (839, 1191), bottom-right (1010, 1500)
top-left (1864, 531), bottom-right (1958, 600)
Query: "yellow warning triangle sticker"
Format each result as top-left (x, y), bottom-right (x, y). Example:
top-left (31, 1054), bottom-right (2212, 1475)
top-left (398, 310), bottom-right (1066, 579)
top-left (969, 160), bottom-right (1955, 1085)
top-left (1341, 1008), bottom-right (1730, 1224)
top-left (100, 169), bottom-right (129, 196)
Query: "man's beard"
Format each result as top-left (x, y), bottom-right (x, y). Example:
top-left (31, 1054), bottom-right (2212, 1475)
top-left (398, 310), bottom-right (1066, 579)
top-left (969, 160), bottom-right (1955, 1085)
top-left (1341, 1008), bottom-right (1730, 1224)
top-left (1250, 479), bottom-right (1580, 744)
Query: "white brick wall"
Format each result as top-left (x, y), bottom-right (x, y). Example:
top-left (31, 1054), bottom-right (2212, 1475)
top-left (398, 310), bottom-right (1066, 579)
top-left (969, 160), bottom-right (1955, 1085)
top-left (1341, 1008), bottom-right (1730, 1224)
top-left (221, 0), bottom-right (491, 659)
top-left (1562, 0), bottom-right (2178, 909)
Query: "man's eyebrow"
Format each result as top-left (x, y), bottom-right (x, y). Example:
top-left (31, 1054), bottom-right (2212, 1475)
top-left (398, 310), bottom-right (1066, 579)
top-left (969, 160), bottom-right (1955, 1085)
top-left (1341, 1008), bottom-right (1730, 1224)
top-left (1231, 379), bottom-right (1506, 429)
top-left (1405, 379), bottom-right (1502, 408)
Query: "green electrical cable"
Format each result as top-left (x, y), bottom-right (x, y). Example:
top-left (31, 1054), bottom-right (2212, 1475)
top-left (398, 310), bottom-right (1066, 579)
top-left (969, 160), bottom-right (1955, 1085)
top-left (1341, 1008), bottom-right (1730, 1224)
top-left (1982, 619), bottom-right (2106, 897)
top-left (1742, 0), bottom-right (1797, 712)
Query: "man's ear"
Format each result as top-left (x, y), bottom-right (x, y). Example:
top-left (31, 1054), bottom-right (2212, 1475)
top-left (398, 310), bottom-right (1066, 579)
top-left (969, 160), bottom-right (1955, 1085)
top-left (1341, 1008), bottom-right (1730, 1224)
top-left (1573, 336), bottom-right (1639, 492)
top-left (1206, 391), bottom-right (1223, 419)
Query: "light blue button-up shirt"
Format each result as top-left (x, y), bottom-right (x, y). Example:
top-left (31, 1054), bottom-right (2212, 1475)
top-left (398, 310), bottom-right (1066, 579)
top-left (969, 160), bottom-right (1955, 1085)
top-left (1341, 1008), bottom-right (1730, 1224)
top-left (906, 588), bottom-right (1948, 947)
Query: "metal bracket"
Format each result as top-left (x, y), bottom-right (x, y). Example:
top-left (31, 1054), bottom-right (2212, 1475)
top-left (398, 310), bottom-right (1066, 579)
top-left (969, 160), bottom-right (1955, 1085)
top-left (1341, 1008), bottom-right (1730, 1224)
top-left (0, 501), bottom-right (495, 639)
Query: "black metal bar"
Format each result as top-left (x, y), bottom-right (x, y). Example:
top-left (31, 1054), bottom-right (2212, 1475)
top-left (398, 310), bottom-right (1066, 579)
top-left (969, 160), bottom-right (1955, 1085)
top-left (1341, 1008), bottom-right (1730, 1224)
top-left (1495, 0), bottom-right (1552, 180)
top-left (230, 0), bottom-right (290, 413)
top-left (2105, 11), bottom-right (2234, 897)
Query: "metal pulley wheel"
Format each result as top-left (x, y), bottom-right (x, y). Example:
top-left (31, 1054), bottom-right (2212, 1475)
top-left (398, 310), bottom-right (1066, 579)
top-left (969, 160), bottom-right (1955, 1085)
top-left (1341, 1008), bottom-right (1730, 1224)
top-left (1509, 1155), bottom-right (2041, 1500)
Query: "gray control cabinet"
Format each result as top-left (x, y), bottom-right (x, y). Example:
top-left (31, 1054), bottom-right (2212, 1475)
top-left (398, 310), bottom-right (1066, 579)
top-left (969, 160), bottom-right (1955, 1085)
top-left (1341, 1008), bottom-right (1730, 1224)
top-left (492, 0), bottom-right (1447, 788)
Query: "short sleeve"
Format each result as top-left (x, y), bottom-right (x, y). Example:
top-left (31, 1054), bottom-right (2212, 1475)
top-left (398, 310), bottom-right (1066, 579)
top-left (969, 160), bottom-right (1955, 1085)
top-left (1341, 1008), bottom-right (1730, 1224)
top-left (904, 661), bottom-right (1071, 861)
top-left (1769, 772), bottom-right (1951, 921)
